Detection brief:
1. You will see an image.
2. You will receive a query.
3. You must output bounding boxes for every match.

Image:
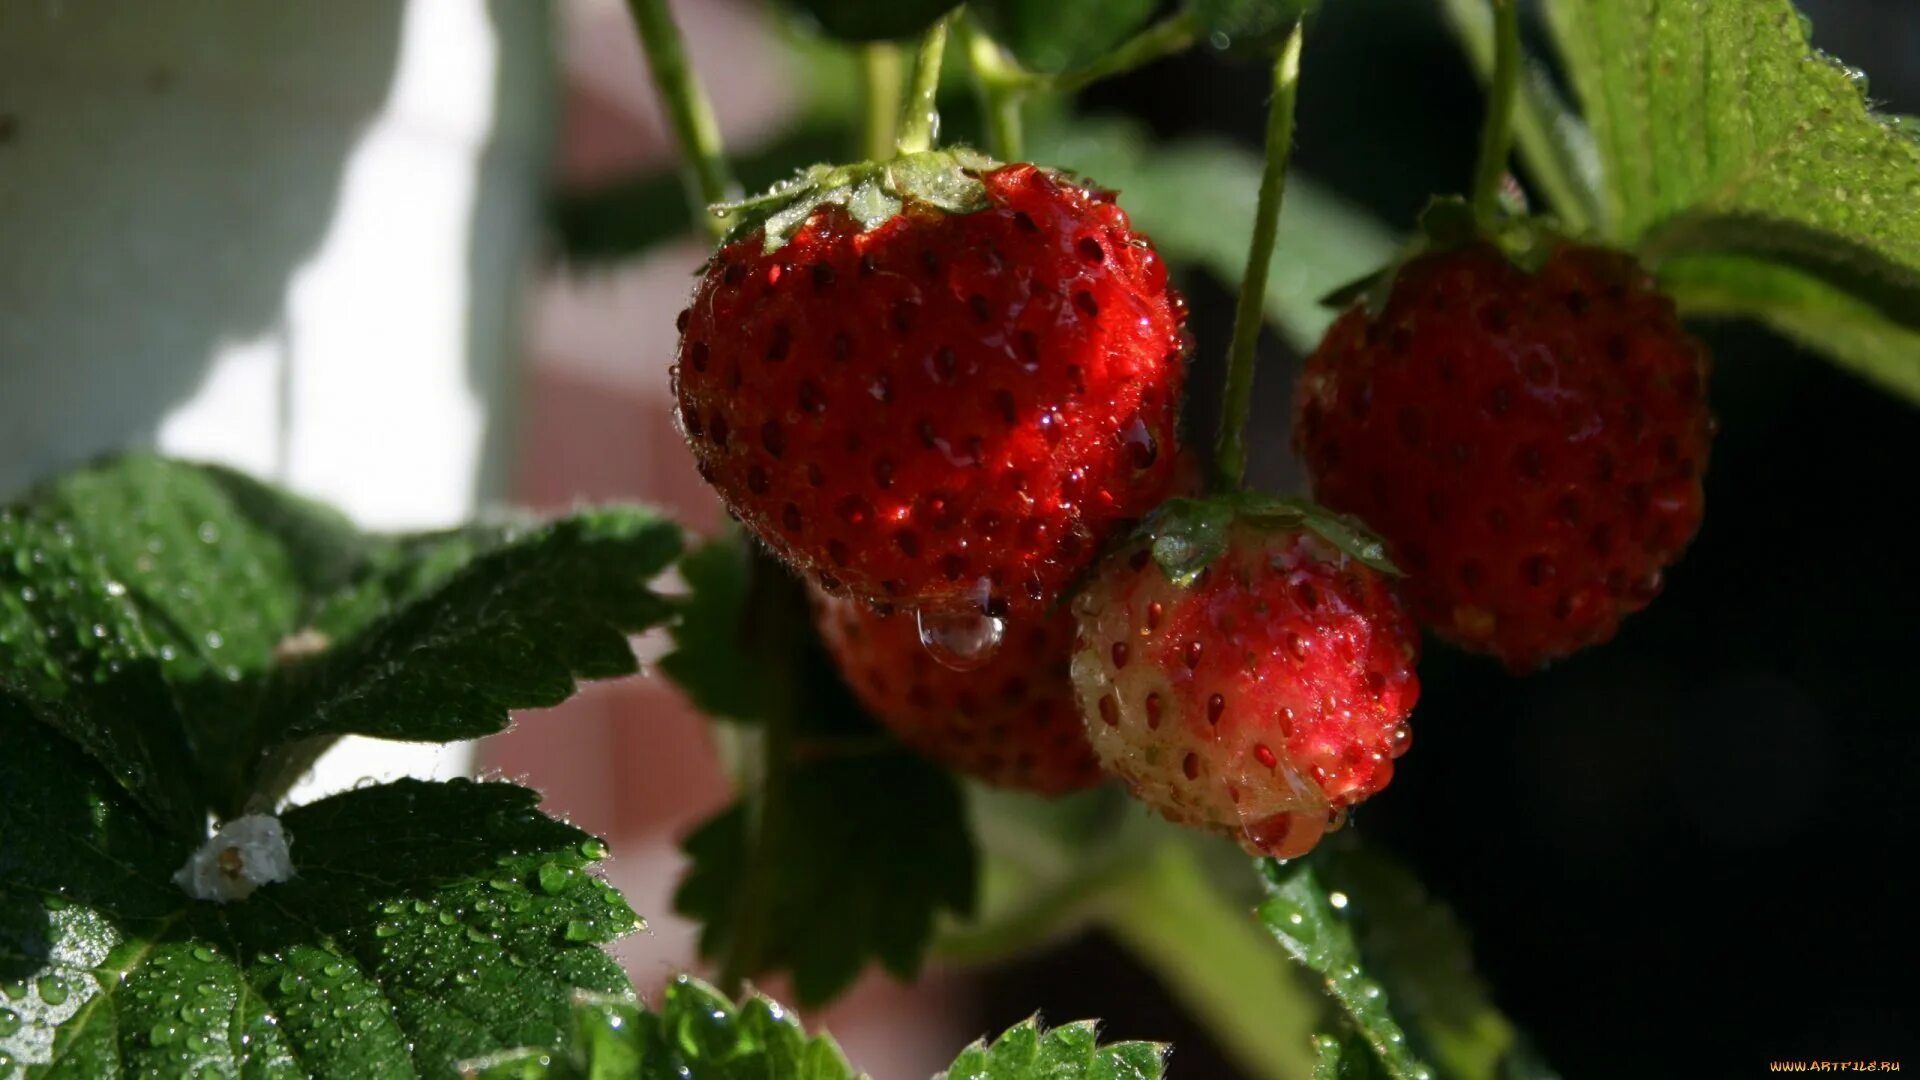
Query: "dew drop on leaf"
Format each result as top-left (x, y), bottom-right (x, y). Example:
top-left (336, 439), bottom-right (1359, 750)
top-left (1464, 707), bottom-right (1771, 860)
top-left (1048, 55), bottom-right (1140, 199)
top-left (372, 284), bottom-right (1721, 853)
top-left (536, 862), bottom-right (575, 896)
top-left (36, 976), bottom-right (69, 1005)
top-left (564, 919), bottom-right (596, 943)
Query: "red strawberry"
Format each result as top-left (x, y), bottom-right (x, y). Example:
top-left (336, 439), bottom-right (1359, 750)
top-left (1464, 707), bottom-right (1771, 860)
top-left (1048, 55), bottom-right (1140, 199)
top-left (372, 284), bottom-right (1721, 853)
top-left (1071, 498), bottom-right (1419, 858)
top-left (812, 589), bottom-right (1100, 796)
top-left (1295, 240), bottom-right (1712, 670)
top-left (675, 155), bottom-right (1189, 621)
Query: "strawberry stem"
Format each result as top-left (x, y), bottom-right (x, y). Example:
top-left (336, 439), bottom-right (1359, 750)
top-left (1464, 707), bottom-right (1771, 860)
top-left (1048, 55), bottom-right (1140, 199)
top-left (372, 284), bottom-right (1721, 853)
top-left (1213, 19), bottom-right (1305, 495)
top-left (626, 0), bottom-right (735, 242)
top-left (1468, 0), bottom-right (1521, 223)
top-left (958, 15), bottom-right (1024, 161)
top-left (858, 43), bottom-right (904, 162)
top-left (895, 15), bottom-right (952, 157)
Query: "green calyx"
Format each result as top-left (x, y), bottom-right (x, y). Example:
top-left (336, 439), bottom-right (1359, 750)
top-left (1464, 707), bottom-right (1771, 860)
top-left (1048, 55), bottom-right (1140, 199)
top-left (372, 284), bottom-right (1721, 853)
top-left (1319, 196), bottom-right (1577, 317)
top-left (1135, 494), bottom-right (1398, 587)
top-left (712, 146), bottom-right (1003, 253)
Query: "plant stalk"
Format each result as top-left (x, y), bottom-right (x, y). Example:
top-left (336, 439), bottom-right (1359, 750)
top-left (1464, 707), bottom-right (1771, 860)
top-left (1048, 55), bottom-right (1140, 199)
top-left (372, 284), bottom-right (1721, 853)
top-left (626, 0), bottom-right (735, 241)
top-left (1469, 0), bottom-right (1521, 223)
top-left (895, 16), bottom-right (952, 157)
top-left (1212, 20), bottom-right (1305, 495)
top-left (958, 16), bottom-right (1024, 161)
top-left (857, 43), bottom-right (904, 161)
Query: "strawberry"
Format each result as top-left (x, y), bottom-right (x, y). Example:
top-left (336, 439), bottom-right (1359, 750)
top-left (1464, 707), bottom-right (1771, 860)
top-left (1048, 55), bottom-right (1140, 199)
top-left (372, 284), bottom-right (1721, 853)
top-left (812, 589), bottom-right (1100, 796)
top-left (1295, 239), bottom-right (1712, 670)
top-left (674, 151), bottom-right (1189, 622)
top-left (1070, 497), bottom-right (1419, 859)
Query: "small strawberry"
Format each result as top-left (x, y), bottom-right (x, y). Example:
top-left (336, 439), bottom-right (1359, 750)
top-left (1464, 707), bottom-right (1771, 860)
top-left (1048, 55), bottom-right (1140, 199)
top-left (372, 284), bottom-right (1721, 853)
top-left (1071, 497), bottom-right (1419, 859)
top-left (674, 150), bottom-right (1189, 622)
top-left (812, 589), bottom-right (1100, 796)
top-left (1296, 235), bottom-right (1712, 670)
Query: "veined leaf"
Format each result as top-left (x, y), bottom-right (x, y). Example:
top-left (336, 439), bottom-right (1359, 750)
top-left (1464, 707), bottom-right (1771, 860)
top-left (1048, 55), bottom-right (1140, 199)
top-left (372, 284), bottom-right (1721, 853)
top-left (972, 0), bottom-right (1161, 75)
top-left (0, 702), bottom-right (636, 1077)
top-left (1543, 0), bottom-right (1920, 397)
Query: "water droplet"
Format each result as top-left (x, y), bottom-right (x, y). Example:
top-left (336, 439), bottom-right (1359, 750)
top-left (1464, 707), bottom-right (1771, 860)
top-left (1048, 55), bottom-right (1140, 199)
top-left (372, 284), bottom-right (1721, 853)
top-left (0, 1008), bottom-right (20, 1036)
top-left (914, 606), bottom-right (1005, 671)
top-left (191, 945), bottom-right (215, 962)
top-left (487, 878), bottom-right (515, 892)
top-left (536, 862), bottom-right (576, 896)
top-left (204, 630), bottom-right (223, 650)
top-left (579, 839), bottom-right (609, 860)
top-left (43, 894), bottom-right (67, 911)
top-left (373, 923), bottom-right (399, 938)
top-left (1, 980), bottom-right (27, 1001)
top-left (150, 1021), bottom-right (178, 1045)
top-left (321, 961), bottom-right (346, 978)
top-left (37, 976), bottom-right (70, 1005)
top-left (564, 919), bottom-right (596, 943)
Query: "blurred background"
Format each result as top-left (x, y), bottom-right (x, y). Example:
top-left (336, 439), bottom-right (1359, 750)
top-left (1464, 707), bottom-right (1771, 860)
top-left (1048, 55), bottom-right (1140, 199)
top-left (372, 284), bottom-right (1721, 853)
top-left (2, 0), bottom-right (1916, 1076)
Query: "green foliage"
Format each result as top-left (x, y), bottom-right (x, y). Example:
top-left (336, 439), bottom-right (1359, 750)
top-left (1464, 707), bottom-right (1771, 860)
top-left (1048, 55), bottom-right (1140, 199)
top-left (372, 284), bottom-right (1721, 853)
top-left (676, 749), bottom-right (976, 1007)
top-left (1256, 859), bottom-right (1433, 1080)
top-left (1542, 0), bottom-right (1920, 400)
top-left (466, 974), bottom-right (1163, 1080)
top-left (0, 455), bottom-right (679, 826)
top-left (1138, 494), bottom-right (1398, 587)
top-left (715, 148), bottom-right (998, 252)
top-left (0, 701), bottom-right (635, 1077)
top-left (1188, 0), bottom-right (1318, 57)
top-left (1030, 118), bottom-right (1399, 351)
top-left (1313, 1030), bottom-right (1390, 1080)
top-left (784, 0), bottom-right (960, 42)
top-left (971, 0), bottom-right (1161, 75)
top-left (941, 1015), bottom-right (1167, 1079)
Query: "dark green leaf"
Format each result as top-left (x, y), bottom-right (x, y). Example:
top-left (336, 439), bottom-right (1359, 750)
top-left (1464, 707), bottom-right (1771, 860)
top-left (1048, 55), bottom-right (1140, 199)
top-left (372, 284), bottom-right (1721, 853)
top-left (1188, 0), bottom-right (1316, 57)
top-left (0, 701), bottom-right (637, 1077)
top-left (1544, 0), bottom-right (1920, 398)
top-left (0, 456), bottom-right (371, 835)
top-left (277, 508), bottom-right (681, 743)
top-left (1317, 842), bottom-right (1556, 1080)
top-left (1256, 859), bottom-right (1433, 1080)
top-left (1030, 118), bottom-right (1398, 351)
top-left (940, 1015), bottom-right (1167, 1080)
top-left (676, 751), bottom-right (976, 1006)
top-left (656, 533), bottom-right (771, 724)
top-left (784, 0), bottom-right (960, 42)
top-left (973, 0), bottom-right (1160, 75)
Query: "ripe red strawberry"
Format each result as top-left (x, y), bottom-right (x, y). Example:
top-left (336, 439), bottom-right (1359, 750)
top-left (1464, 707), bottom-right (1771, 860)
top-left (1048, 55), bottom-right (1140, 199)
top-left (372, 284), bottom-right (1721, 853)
top-left (1295, 240), bottom-right (1712, 670)
top-left (1071, 498), bottom-right (1419, 858)
top-left (674, 155), bottom-right (1189, 621)
top-left (812, 589), bottom-right (1100, 796)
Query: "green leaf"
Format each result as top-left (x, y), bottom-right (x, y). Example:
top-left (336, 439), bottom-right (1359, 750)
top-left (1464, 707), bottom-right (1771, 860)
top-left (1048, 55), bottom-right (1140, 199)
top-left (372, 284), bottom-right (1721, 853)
top-left (0, 700), bottom-right (637, 1077)
top-left (972, 0), bottom-right (1160, 75)
top-left (0, 456), bottom-right (682, 824)
top-left (276, 508), bottom-right (681, 744)
top-left (1658, 252), bottom-right (1920, 403)
top-left (1256, 859), bottom-right (1433, 1080)
top-left (1543, 0), bottom-right (1920, 395)
top-left (784, 0), bottom-right (960, 42)
top-left (675, 750), bottom-right (976, 1007)
top-left (467, 974), bottom-right (1162, 1080)
top-left (0, 456), bottom-right (371, 834)
top-left (1188, 0), bottom-right (1317, 57)
top-left (1313, 1029), bottom-right (1390, 1080)
top-left (1030, 117), bottom-right (1398, 351)
top-left (939, 1016), bottom-right (1167, 1080)
top-left (656, 533), bottom-right (770, 725)
top-left (1316, 842), bottom-right (1556, 1080)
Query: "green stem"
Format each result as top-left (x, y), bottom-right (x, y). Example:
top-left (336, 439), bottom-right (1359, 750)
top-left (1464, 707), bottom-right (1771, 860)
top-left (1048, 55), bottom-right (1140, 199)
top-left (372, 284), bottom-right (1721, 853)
top-left (1469, 0), bottom-right (1521, 223)
top-left (857, 43), bottom-right (903, 162)
top-left (626, 0), bottom-right (735, 242)
top-left (895, 15), bottom-right (951, 157)
top-left (714, 552), bottom-right (801, 997)
top-left (1097, 845), bottom-right (1317, 1080)
top-left (1212, 21), bottom-right (1304, 495)
top-left (958, 16), bottom-right (1024, 160)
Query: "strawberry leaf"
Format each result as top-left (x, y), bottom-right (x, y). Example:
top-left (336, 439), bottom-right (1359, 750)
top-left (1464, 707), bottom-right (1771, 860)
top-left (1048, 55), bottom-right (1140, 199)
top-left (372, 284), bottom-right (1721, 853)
top-left (939, 1016), bottom-right (1167, 1079)
top-left (0, 700), bottom-right (637, 1077)
top-left (674, 749), bottom-right (977, 1007)
top-left (1189, 0), bottom-right (1319, 57)
top-left (971, 0), bottom-right (1161, 75)
top-left (0, 455), bottom-right (680, 825)
top-left (1542, 0), bottom-right (1920, 400)
top-left (1313, 1029), bottom-right (1391, 1080)
top-left (1257, 859), bottom-right (1433, 1080)
top-left (782, 0), bottom-right (961, 42)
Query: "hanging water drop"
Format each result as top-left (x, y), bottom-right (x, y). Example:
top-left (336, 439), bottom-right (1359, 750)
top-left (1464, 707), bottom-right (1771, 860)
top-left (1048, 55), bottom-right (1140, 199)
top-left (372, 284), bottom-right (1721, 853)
top-left (914, 606), bottom-right (1006, 671)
